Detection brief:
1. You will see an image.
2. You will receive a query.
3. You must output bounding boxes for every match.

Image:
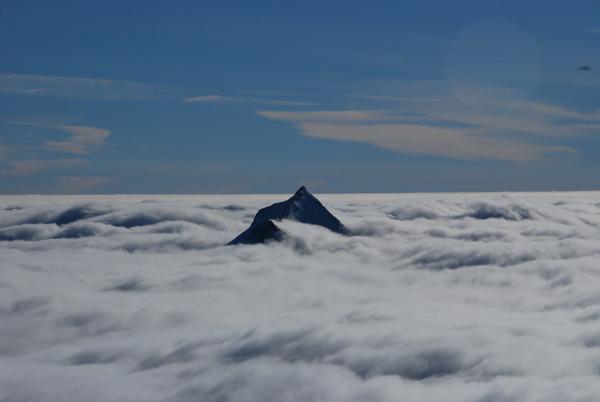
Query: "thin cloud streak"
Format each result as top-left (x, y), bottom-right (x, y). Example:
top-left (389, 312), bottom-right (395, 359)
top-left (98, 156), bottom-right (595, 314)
top-left (259, 111), bottom-right (543, 162)
top-left (0, 144), bottom-right (15, 158)
top-left (0, 73), bottom-right (313, 106)
top-left (0, 159), bottom-right (86, 177)
top-left (256, 110), bottom-right (391, 123)
top-left (10, 121), bottom-right (111, 155)
top-left (44, 126), bottom-right (111, 155)
top-left (257, 81), bottom-right (600, 161)
top-left (56, 176), bottom-right (113, 193)
top-left (184, 94), bottom-right (313, 106)
top-left (0, 73), bottom-right (164, 100)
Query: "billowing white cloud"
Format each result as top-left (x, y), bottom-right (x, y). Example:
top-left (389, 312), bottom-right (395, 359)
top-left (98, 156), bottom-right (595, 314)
top-left (1, 192), bottom-right (600, 401)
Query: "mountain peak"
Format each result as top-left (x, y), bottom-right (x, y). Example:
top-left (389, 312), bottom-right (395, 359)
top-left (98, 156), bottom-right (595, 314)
top-left (294, 185), bottom-right (308, 197)
top-left (228, 186), bottom-right (347, 245)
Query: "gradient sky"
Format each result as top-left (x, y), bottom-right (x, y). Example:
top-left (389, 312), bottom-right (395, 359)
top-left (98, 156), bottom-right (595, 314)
top-left (2, 0), bottom-right (600, 193)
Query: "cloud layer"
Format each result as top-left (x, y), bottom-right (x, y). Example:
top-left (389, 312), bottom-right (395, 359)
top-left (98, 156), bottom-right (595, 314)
top-left (1, 192), bottom-right (600, 401)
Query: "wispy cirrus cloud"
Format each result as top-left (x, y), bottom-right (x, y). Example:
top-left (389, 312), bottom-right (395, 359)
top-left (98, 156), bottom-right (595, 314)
top-left (1, 121), bottom-right (110, 183)
top-left (56, 175), bottom-right (113, 192)
top-left (0, 73), bottom-right (164, 100)
top-left (0, 144), bottom-right (15, 158)
top-left (0, 159), bottom-right (86, 177)
top-left (184, 94), bottom-right (313, 106)
top-left (0, 73), bottom-right (312, 107)
top-left (258, 110), bottom-right (544, 161)
top-left (257, 81), bottom-right (600, 162)
top-left (44, 125), bottom-right (111, 155)
top-left (10, 121), bottom-right (111, 155)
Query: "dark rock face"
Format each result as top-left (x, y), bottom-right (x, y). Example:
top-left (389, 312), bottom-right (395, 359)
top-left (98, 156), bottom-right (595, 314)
top-left (229, 220), bottom-right (283, 245)
top-left (228, 186), bottom-right (346, 245)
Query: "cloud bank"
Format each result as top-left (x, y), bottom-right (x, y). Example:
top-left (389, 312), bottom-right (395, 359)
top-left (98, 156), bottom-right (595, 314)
top-left (1, 192), bottom-right (600, 401)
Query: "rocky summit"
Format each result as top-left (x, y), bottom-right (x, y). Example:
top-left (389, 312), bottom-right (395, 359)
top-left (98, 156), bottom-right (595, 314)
top-left (228, 186), bottom-right (346, 245)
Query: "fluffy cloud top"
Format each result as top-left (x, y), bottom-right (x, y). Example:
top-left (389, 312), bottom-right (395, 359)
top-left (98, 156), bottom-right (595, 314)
top-left (1, 193), bottom-right (600, 401)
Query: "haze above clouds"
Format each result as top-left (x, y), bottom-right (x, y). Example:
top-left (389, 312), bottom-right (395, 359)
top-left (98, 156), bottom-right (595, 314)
top-left (1, 193), bottom-right (600, 401)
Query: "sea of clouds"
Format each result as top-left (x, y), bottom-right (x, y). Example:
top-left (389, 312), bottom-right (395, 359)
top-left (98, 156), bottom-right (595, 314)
top-left (1, 192), bottom-right (600, 402)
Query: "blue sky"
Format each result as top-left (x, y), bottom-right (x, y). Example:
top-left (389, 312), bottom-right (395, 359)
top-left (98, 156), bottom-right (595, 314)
top-left (2, 0), bottom-right (600, 193)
